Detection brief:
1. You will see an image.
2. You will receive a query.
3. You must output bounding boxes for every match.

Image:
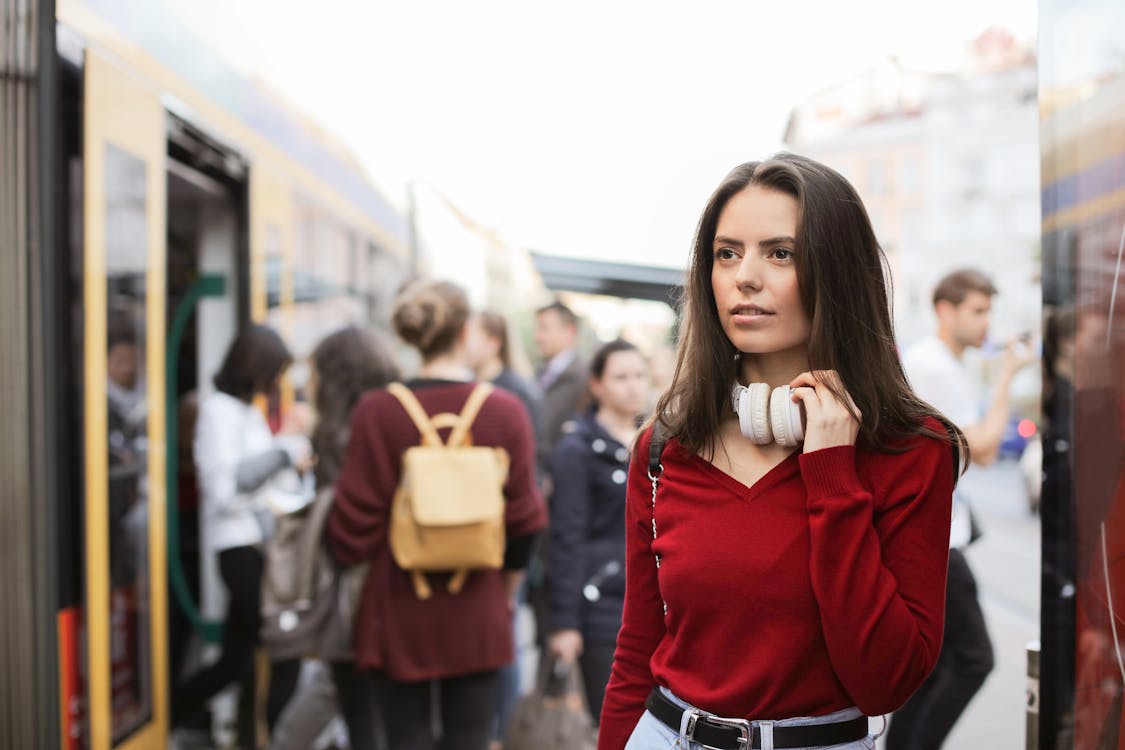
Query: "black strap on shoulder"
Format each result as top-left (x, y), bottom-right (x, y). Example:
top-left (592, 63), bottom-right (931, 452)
top-left (648, 420), bottom-right (667, 476)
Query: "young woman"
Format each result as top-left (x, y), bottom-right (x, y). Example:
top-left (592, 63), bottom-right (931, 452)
top-left (269, 325), bottom-right (400, 750)
top-left (548, 338), bottom-right (649, 724)
top-left (173, 324), bottom-right (311, 741)
top-left (327, 281), bottom-right (547, 750)
top-left (463, 309), bottom-right (542, 745)
top-left (465, 309), bottom-right (542, 434)
top-left (599, 154), bottom-right (964, 750)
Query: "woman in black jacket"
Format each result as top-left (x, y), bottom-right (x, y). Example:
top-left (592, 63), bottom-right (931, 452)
top-left (547, 338), bottom-right (648, 723)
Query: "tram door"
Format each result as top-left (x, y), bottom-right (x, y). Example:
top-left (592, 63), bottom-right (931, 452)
top-left (165, 114), bottom-right (248, 738)
top-left (80, 50), bottom-right (169, 750)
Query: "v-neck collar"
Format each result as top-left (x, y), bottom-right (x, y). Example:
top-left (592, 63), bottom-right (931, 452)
top-left (686, 448), bottom-right (800, 503)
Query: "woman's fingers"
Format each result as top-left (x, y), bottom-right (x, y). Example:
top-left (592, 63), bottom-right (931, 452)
top-left (788, 370), bottom-right (861, 451)
top-left (788, 383), bottom-right (821, 419)
top-left (790, 370), bottom-right (862, 421)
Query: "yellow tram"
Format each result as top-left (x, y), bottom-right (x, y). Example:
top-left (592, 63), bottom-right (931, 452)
top-left (48, 1), bottom-right (411, 747)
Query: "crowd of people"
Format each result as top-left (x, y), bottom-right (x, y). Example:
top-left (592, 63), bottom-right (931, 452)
top-left (170, 152), bottom-right (1029, 750)
top-left (172, 273), bottom-right (654, 749)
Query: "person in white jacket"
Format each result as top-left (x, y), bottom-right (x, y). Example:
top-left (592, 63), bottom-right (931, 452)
top-left (172, 324), bottom-right (311, 742)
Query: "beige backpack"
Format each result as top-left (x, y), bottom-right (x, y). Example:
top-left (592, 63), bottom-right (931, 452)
top-left (387, 382), bottom-right (510, 599)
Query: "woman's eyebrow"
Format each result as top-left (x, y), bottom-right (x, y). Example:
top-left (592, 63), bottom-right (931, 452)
top-left (759, 236), bottom-right (796, 246)
top-left (714, 235), bottom-right (797, 248)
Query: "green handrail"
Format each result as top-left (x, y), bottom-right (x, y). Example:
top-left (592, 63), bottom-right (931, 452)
top-left (166, 274), bottom-right (226, 644)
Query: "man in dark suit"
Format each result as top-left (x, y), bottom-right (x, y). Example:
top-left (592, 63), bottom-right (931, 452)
top-left (534, 301), bottom-right (589, 465)
top-left (529, 301), bottom-right (588, 649)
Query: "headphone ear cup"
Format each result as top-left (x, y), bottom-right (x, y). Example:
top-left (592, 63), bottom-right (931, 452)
top-left (731, 382), bottom-right (745, 416)
top-left (787, 390), bottom-right (805, 445)
top-left (734, 383), bottom-right (773, 444)
top-left (746, 383), bottom-right (772, 444)
top-left (770, 385), bottom-right (804, 447)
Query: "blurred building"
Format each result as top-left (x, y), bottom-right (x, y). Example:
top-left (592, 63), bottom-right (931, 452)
top-left (784, 28), bottom-right (1041, 347)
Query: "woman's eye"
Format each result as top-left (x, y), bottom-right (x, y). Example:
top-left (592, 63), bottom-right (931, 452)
top-left (770, 248), bottom-right (794, 261)
top-left (714, 248), bottom-right (738, 260)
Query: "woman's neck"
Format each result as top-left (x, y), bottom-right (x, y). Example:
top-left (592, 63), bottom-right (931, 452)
top-left (418, 353), bottom-right (473, 382)
top-left (476, 357), bottom-right (503, 382)
top-left (596, 405), bottom-right (639, 446)
top-left (738, 349), bottom-right (809, 388)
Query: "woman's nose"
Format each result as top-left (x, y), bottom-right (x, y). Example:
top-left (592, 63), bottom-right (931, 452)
top-left (734, 255), bottom-right (763, 290)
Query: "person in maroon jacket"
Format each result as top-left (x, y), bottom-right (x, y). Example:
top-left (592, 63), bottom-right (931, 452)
top-left (599, 154), bottom-right (967, 750)
top-left (327, 280), bottom-right (547, 750)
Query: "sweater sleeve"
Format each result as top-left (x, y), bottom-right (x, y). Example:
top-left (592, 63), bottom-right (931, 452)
top-left (496, 390), bottom-right (548, 542)
top-left (193, 396), bottom-right (243, 516)
top-left (234, 447), bottom-right (290, 494)
top-left (800, 434), bottom-right (953, 715)
top-left (327, 397), bottom-right (389, 567)
top-left (598, 428), bottom-right (666, 750)
top-left (547, 436), bottom-right (591, 632)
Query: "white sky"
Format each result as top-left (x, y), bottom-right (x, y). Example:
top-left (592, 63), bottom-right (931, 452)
top-left (167, 0), bottom-right (1036, 269)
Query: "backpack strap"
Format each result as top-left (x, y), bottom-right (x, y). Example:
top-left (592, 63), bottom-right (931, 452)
top-left (649, 419), bottom-right (667, 477)
top-left (447, 383), bottom-right (494, 448)
top-left (296, 487), bottom-right (335, 603)
top-left (387, 383), bottom-right (443, 447)
top-left (411, 571), bottom-right (433, 599)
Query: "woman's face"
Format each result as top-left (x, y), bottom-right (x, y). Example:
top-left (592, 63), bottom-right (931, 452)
top-left (591, 349), bottom-right (649, 417)
top-left (710, 185), bottom-right (811, 365)
top-left (463, 316), bottom-right (498, 371)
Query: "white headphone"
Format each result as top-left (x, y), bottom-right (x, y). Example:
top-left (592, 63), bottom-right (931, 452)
top-left (730, 382), bottom-right (805, 447)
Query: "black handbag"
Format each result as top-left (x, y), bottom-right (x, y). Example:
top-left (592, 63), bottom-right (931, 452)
top-left (503, 658), bottom-right (597, 750)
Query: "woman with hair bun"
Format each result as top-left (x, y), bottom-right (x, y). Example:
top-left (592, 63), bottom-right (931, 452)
top-left (599, 154), bottom-right (965, 750)
top-left (328, 280), bottom-right (547, 750)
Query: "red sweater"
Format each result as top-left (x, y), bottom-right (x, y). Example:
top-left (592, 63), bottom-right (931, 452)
top-left (598, 420), bottom-right (953, 750)
top-left (327, 381), bottom-right (546, 681)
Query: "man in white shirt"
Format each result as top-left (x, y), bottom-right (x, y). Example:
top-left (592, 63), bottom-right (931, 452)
top-left (888, 269), bottom-right (1035, 749)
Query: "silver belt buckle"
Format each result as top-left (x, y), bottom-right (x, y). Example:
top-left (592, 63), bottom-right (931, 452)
top-left (682, 709), bottom-right (700, 741)
top-left (704, 714), bottom-right (752, 750)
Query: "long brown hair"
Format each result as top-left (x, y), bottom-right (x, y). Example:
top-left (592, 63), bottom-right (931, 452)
top-left (476, 310), bottom-right (512, 369)
top-left (310, 326), bottom-right (400, 488)
top-left (655, 153), bottom-right (965, 464)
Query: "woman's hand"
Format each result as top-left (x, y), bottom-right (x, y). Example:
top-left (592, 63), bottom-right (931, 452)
top-left (788, 370), bottom-right (861, 453)
top-left (548, 629), bottom-right (584, 664)
top-left (281, 402), bottom-right (314, 436)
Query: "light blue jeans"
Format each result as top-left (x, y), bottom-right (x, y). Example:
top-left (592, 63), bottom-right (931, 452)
top-left (624, 688), bottom-right (878, 750)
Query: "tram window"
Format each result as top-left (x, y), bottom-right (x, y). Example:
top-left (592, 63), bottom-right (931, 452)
top-left (286, 203), bottom-right (367, 354)
top-left (367, 240), bottom-right (404, 327)
top-left (104, 144), bottom-right (153, 742)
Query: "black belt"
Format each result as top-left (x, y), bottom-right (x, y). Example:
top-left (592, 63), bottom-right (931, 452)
top-left (644, 689), bottom-right (868, 750)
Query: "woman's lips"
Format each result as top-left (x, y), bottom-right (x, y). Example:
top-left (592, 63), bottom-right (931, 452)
top-left (731, 306), bottom-right (774, 325)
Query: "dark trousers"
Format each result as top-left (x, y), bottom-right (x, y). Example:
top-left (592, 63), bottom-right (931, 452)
top-left (580, 639), bottom-right (616, 725)
top-left (887, 548), bottom-right (995, 750)
top-left (334, 662), bottom-right (388, 750)
top-left (384, 670), bottom-right (500, 750)
top-left (172, 545), bottom-right (263, 740)
top-left (268, 657), bottom-right (302, 730)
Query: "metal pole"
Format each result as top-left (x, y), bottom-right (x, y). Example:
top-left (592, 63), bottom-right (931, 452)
top-left (407, 180), bottom-right (420, 278)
